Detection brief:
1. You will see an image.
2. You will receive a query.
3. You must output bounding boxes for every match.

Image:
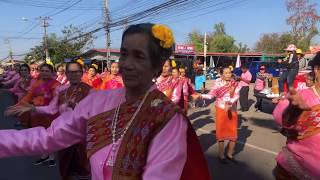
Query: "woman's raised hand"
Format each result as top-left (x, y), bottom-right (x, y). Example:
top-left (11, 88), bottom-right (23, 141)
top-left (4, 102), bottom-right (33, 116)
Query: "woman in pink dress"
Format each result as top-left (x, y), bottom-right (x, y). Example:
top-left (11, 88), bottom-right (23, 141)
top-left (30, 63), bottom-right (40, 79)
top-left (273, 51), bottom-right (320, 179)
top-left (5, 63), bottom-right (61, 167)
top-left (156, 60), bottom-right (183, 105)
top-left (56, 64), bottom-right (68, 85)
top-left (9, 61), bottom-right (92, 180)
top-left (82, 64), bottom-right (102, 89)
top-left (9, 64), bottom-right (35, 102)
top-left (0, 23), bottom-right (210, 180)
top-left (193, 66), bottom-right (241, 164)
top-left (100, 62), bottom-right (124, 90)
top-left (179, 67), bottom-right (194, 113)
top-left (1, 64), bottom-right (20, 88)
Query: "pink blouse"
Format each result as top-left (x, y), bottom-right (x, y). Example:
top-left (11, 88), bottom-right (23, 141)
top-left (273, 87), bottom-right (320, 178)
top-left (156, 76), bottom-right (182, 104)
top-left (239, 70), bottom-right (252, 87)
top-left (201, 78), bottom-right (241, 110)
top-left (56, 74), bottom-right (68, 85)
top-left (9, 78), bottom-right (35, 100)
top-left (2, 73), bottom-right (20, 86)
top-left (0, 87), bottom-right (188, 180)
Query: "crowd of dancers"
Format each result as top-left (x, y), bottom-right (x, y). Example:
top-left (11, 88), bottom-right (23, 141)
top-left (0, 22), bottom-right (319, 180)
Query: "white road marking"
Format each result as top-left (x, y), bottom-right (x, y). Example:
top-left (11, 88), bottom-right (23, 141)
top-left (197, 128), bottom-right (278, 156)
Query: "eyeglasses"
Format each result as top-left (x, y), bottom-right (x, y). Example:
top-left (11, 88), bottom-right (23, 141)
top-left (66, 70), bottom-right (82, 75)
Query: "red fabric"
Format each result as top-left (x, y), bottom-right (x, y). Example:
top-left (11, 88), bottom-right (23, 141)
top-left (180, 120), bottom-right (211, 180)
top-left (283, 74), bottom-right (306, 92)
top-left (91, 78), bottom-right (102, 89)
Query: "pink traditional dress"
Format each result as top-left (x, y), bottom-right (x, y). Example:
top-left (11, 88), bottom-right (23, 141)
top-left (0, 70), bottom-right (16, 81)
top-left (35, 82), bottom-right (92, 180)
top-left (2, 72), bottom-right (20, 87)
top-left (156, 75), bottom-right (182, 105)
top-left (273, 87), bottom-right (320, 179)
top-left (179, 76), bottom-right (194, 113)
top-left (0, 86), bottom-right (210, 180)
top-left (17, 78), bottom-right (60, 128)
top-left (31, 70), bottom-right (39, 79)
top-left (100, 71), bottom-right (110, 79)
top-left (9, 76), bottom-right (35, 101)
top-left (82, 74), bottom-right (102, 89)
top-left (100, 74), bottom-right (124, 90)
top-left (201, 78), bottom-right (241, 141)
top-left (56, 74), bottom-right (68, 85)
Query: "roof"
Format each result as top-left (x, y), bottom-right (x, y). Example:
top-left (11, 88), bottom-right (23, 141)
top-left (83, 48), bottom-right (284, 57)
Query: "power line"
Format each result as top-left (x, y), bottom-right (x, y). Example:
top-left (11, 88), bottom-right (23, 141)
top-left (47, 0), bottom-right (83, 17)
top-left (0, 0), bottom-right (103, 10)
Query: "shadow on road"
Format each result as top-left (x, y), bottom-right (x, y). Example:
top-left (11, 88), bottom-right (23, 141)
top-left (249, 117), bottom-right (278, 130)
top-left (248, 98), bottom-right (255, 109)
top-left (205, 153), bottom-right (269, 180)
top-left (188, 109), bottom-right (211, 120)
top-left (192, 116), bottom-right (214, 130)
top-left (234, 126), bottom-right (253, 156)
top-left (198, 131), bottom-right (216, 152)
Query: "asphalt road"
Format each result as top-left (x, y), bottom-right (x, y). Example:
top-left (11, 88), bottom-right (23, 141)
top-left (0, 91), bottom-right (60, 180)
top-left (0, 82), bottom-right (286, 180)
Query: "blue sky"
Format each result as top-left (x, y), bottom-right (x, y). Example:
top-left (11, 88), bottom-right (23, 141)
top-left (0, 0), bottom-right (319, 60)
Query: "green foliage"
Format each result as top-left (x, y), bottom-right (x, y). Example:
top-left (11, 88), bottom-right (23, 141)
top-left (186, 22), bottom-right (250, 53)
top-left (24, 25), bottom-right (94, 65)
top-left (255, 0), bottom-right (319, 53)
top-left (187, 30), bottom-right (204, 52)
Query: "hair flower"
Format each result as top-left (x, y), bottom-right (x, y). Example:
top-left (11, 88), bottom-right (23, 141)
top-left (152, 24), bottom-right (175, 49)
top-left (92, 64), bottom-right (98, 70)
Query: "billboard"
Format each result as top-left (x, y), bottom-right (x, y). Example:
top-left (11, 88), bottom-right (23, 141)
top-left (175, 44), bottom-right (195, 54)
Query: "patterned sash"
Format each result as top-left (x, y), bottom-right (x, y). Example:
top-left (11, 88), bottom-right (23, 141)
top-left (86, 89), bottom-right (181, 179)
top-left (156, 76), bottom-right (178, 98)
top-left (58, 82), bottom-right (91, 108)
top-left (294, 104), bottom-right (320, 140)
top-left (215, 80), bottom-right (238, 98)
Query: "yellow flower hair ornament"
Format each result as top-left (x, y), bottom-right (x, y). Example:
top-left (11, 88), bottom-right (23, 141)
top-left (171, 60), bottom-right (177, 68)
top-left (152, 24), bottom-right (175, 49)
top-left (91, 64), bottom-right (98, 70)
top-left (76, 58), bottom-right (84, 66)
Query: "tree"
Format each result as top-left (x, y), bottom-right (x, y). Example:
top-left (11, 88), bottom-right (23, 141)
top-left (186, 22), bottom-right (250, 53)
top-left (237, 42), bottom-right (251, 53)
top-left (213, 22), bottom-right (226, 36)
top-left (24, 25), bottom-right (94, 64)
top-left (255, 32), bottom-right (296, 53)
top-left (187, 30), bottom-right (204, 52)
top-left (286, 0), bottom-right (320, 50)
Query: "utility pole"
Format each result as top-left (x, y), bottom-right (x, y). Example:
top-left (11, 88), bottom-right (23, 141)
top-left (203, 32), bottom-right (207, 76)
top-left (104, 0), bottom-right (111, 70)
top-left (40, 16), bottom-right (50, 62)
top-left (4, 39), bottom-right (13, 68)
